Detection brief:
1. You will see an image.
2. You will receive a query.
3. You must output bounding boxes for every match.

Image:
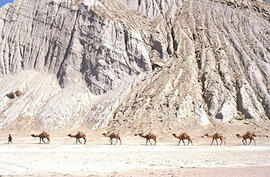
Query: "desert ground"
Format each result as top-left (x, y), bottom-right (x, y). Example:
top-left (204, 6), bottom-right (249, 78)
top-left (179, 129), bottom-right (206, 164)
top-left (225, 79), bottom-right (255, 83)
top-left (0, 132), bottom-right (270, 177)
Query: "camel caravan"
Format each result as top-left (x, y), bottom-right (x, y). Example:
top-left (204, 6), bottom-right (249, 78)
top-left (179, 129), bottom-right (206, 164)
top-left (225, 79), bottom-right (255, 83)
top-left (3, 131), bottom-right (256, 146)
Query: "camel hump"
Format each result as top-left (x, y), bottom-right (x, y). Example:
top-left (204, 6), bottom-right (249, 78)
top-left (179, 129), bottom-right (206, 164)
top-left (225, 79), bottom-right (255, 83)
top-left (42, 131), bottom-right (49, 136)
top-left (246, 132), bottom-right (255, 136)
top-left (113, 132), bottom-right (120, 136)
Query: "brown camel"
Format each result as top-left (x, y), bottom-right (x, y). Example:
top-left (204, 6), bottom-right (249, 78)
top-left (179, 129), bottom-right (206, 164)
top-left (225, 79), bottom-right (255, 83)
top-left (172, 133), bottom-right (193, 146)
top-left (68, 131), bottom-right (87, 144)
top-left (236, 132), bottom-right (256, 145)
top-left (135, 133), bottom-right (157, 145)
top-left (31, 131), bottom-right (50, 144)
top-left (102, 133), bottom-right (122, 145)
top-left (205, 133), bottom-right (226, 145)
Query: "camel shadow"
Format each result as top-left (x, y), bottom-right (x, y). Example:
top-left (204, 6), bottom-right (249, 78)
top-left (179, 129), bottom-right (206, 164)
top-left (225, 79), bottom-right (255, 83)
top-left (28, 142), bottom-right (50, 144)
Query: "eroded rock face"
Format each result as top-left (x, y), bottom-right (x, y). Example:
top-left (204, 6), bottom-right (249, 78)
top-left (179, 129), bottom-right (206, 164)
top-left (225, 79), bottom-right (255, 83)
top-left (0, 0), bottom-right (152, 130)
top-left (108, 0), bottom-right (270, 133)
top-left (0, 0), bottom-right (269, 132)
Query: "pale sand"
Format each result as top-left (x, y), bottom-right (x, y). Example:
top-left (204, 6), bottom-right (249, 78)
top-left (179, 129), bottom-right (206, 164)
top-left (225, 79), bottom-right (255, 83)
top-left (0, 136), bottom-right (269, 176)
top-left (114, 166), bottom-right (270, 177)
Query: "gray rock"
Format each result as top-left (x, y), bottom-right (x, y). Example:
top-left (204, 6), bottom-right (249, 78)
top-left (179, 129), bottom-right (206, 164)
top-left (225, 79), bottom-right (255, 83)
top-left (0, 0), bottom-right (269, 131)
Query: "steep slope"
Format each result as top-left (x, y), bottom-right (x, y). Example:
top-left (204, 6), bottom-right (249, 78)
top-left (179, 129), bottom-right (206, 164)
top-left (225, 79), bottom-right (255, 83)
top-left (0, 0), bottom-right (269, 133)
top-left (108, 0), bottom-right (270, 133)
top-left (0, 0), bottom-right (152, 130)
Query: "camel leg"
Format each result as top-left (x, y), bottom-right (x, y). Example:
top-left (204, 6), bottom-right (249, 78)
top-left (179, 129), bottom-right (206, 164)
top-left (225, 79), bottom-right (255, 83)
top-left (223, 140), bottom-right (226, 145)
top-left (83, 137), bottom-right (86, 144)
top-left (249, 138), bottom-right (256, 145)
top-left (190, 140), bottom-right (193, 145)
top-left (149, 139), bottom-right (153, 146)
top-left (247, 138), bottom-right (251, 145)
top-left (39, 138), bottom-right (42, 144)
top-left (182, 139), bottom-right (185, 146)
top-left (45, 137), bottom-right (50, 144)
top-left (76, 138), bottom-right (78, 144)
top-left (42, 138), bottom-right (46, 144)
top-left (78, 138), bottom-right (82, 144)
top-left (178, 139), bottom-right (181, 146)
top-left (253, 139), bottom-right (256, 145)
top-left (146, 139), bottom-right (148, 145)
top-left (109, 138), bottom-right (113, 145)
top-left (114, 139), bottom-right (118, 145)
top-left (245, 139), bottom-right (248, 145)
top-left (119, 138), bottom-right (122, 145)
top-left (242, 138), bottom-right (247, 145)
top-left (215, 139), bottom-right (219, 145)
top-left (211, 139), bottom-right (214, 145)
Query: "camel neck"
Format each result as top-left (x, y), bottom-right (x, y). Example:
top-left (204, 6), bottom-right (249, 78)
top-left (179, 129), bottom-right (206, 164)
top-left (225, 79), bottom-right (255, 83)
top-left (139, 135), bottom-right (146, 138)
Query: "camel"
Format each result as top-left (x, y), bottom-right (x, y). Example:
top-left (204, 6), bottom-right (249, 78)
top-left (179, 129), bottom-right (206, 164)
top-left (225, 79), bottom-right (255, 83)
top-left (172, 133), bottom-right (193, 146)
top-left (204, 133), bottom-right (226, 145)
top-left (236, 132), bottom-right (256, 145)
top-left (68, 131), bottom-right (87, 144)
top-left (135, 133), bottom-right (157, 145)
top-left (102, 133), bottom-right (122, 145)
top-left (31, 131), bottom-right (50, 144)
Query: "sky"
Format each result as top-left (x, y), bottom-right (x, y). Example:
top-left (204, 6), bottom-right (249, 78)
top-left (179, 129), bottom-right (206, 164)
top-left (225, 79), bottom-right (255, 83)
top-left (0, 0), bottom-right (13, 7)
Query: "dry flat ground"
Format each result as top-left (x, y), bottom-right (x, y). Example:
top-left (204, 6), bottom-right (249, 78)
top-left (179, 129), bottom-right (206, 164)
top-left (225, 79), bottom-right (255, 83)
top-left (0, 135), bottom-right (270, 177)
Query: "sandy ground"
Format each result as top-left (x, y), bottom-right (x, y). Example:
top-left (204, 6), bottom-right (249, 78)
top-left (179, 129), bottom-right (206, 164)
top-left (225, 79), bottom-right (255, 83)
top-left (0, 136), bottom-right (270, 177)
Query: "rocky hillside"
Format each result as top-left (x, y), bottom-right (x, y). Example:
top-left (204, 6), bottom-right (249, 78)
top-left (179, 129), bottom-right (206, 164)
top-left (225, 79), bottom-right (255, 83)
top-left (0, 0), bottom-right (269, 133)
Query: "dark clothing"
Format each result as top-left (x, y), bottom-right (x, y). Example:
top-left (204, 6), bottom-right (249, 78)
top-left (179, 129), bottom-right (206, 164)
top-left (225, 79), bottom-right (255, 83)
top-left (8, 135), bottom-right (12, 144)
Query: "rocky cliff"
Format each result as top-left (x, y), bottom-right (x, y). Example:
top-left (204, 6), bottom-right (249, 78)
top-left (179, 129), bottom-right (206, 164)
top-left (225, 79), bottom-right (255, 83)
top-left (0, 0), bottom-right (269, 133)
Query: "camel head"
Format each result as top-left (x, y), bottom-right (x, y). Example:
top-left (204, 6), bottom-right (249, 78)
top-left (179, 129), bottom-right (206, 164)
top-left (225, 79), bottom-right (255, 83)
top-left (137, 133), bottom-right (143, 136)
top-left (172, 133), bottom-right (177, 137)
top-left (236, 134), bottom-right (240, 138)
top-left (31, 134), bottom-right (35, 137)
top-left (204, 134), bottom-right (209, 137)
top-left (67, 134), bottom-right (72, 137)
top-left (102, 133), bottom-right (107, 137)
